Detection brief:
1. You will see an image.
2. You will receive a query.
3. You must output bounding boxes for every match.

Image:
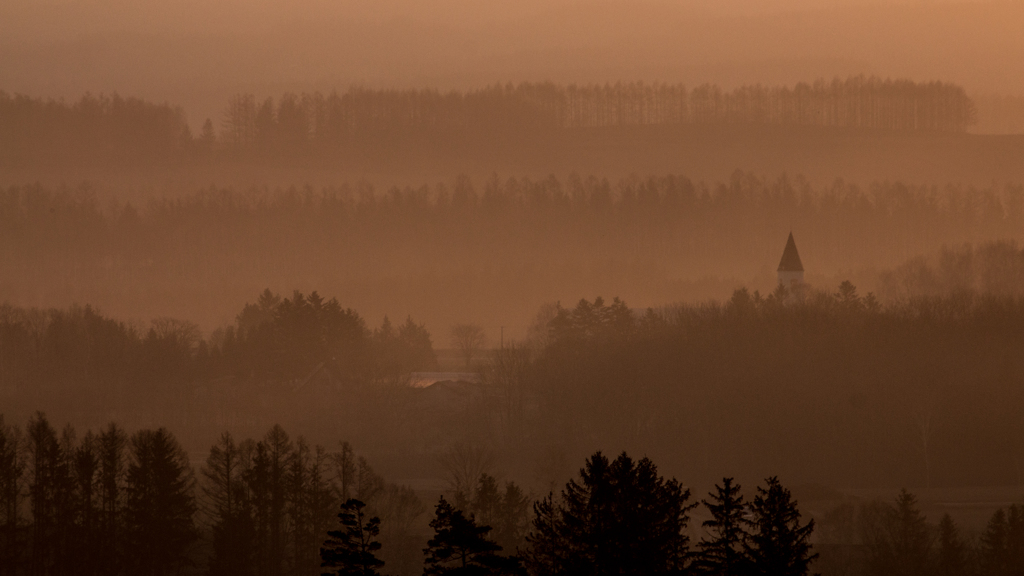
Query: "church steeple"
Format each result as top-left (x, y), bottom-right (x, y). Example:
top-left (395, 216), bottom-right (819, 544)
top-left (777, 232), bottom-right (804, 286)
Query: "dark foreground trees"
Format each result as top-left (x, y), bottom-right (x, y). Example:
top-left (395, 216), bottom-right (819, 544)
top-left (744, 477), bottom-right (817, 576)
top-left (321, 499), bottom-right (385, 576)
top-left (423, 496), bottom-right (521, 576)
top-left (123, 428), bottom-right (198, 576)
top-left (527, 452), bottom-right (696, 576)
top-left (3, 410), bottom-right (828, 576)
top-left (699, 478), bottom-right (748, 575)
top-left (526, 453), bottom-right (817, 576)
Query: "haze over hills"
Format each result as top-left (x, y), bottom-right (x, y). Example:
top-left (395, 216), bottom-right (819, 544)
top-left (3, 0), bottom-right (1023, 130)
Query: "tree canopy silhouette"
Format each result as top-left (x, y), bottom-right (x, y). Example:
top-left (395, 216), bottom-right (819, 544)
top-left (321, 498), bottom-right (385, 576)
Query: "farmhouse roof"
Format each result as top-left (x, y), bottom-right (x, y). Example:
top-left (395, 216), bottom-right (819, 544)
top-left (777, 232), bottom-right (804, 272)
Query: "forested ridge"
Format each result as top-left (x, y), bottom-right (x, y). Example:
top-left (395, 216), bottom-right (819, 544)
top-left (4, 173), bottom-right (1024, 336)
top-left (6, 281), bottom-right (1024, 487)
top-left (0, 77), bottom-right (979, 169)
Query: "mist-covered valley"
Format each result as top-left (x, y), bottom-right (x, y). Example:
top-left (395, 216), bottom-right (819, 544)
top-left (4, 1), bottom-right (1024, 574)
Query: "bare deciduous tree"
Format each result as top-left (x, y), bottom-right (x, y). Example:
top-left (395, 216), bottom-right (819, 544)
top-left (484, 342), bottom-right (531, 445)
top-left (450, 324), bottom-right (486, 368)
top-left (437, 444), bottom-right (495, 511)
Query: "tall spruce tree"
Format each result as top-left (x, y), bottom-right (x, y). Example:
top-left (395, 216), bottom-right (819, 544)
top-left (888, 489), bottom-right (932, 576)
top-left (698, 477), bottom-right (750, 576)
top-left (27, 412), bottom-right (62, 576)
top-left (936, 514), bottom-right (966, 576)
top-left (265, 425), bottom-right (293, 576)
top-left (320, 498), bottom-right (385, 576)
top-left (123, 428), bottom-right (198, 576)
top-left (97, 423), bottom-right (128, 576)
top-left (204, 432), bottom-right (255, 576)
top-left (1007, 504), bottom-right (1024, 573)
top-left (979, 504), bottom-right (1024, 576)
top-left (743, 477), bottom-right (817, 576)
top-left (0, 417), bottom-right (24, 576)
top-left (72, 431), bottom-right (100, 576)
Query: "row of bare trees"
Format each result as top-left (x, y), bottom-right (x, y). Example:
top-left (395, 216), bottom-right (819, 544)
top-left (219, 77), bottom-right (976, 147)
top-left (0, 78), bottom-right (979, 168)
top-left (0, 92), bottom-right (190, 167)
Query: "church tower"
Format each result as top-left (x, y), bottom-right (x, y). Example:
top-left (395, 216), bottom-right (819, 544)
top-left (777, 232), bottom-right (804, 287)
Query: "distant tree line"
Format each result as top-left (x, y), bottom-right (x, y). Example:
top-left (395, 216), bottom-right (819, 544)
top-left (525, 284), bottom-right (1024, 489)
top-left (0, 92), bottom-right (191, 168)
top-left (0, 78), bottom-right (978, 167)
top-left (879, 241), bottom-right (1024, 300)
top-left (219, 78), bottom-right (976, 149)
top-left (0, 290), bottom-right (438, 447)
top-left (4, 174), bottom-right (1024, 348)
top-left (0, 415), bottom-right (819, 576)
top-left (817, 487), bottom-right (1024, 576)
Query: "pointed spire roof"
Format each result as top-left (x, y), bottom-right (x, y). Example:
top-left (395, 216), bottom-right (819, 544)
top-left (777, 232), bottom-right (804, 272)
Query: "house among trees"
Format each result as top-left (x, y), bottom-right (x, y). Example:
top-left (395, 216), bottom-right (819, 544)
top-left (778, 232), bottom-right (805, 287)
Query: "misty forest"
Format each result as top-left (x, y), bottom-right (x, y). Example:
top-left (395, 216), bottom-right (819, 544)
top-left (4, 1), bottom-right (1024, 575)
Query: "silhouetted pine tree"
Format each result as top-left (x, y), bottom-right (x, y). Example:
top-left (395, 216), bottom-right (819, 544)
top-left (698, 477), bottom-right (750, 576)
top-left (264, 425), bottom-right (293, 576)
top-left (891, 489), bottom-right (932, 576)
top-left (980, 504), bottom-right (1024, 576)
top-left (1008, 504), bottom-right (1024, 573)
top-left (53, 425), bottom-right (79, 576)
top-left (936, 514), bottom-right (966, 576)
top-left (288, 438), bottom-right (340, 576)
top-left (204, 432), bottom-right (255, 576)
top-left (97, 423), bottom-right (128, 576)
top-left (27, 412), bottom-right (62, 576)
top-left (123, 428), bottom-right (197, 576)
top-left (865, 489), bottom-right (932, 576)
top-left (0, 417), bottom-right (24, 576)
top-left (424, 496), bottom-right (519, 576)
top-left (249, 441), bottom-right (273, 576)
top-left (526, 452), bottom-right (695, 576)
top-left (743, 477), bottom-right (817, 576)
top-left (298, 444), bottom-right (339, 576)
top-left (72, 431), bottom-right (100, 576)
top-left (471, 474), bottom-right (530, 554)
top-left (320, 498), bottom-right (384, 576)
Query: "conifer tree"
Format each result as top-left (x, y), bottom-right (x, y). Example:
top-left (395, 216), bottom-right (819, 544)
top-left (936, 514), bottom-right (966, 576)
top-left (698, 477), bottom-right (750, 576)
top-left (123, 428), bottom-right (198, 576)
top-left (424, 496), bottom-right (518, 576)
top-left (320, 498), bottom-right (385, 576)
top-left (72, 431), bottom-right (100, 576)
top-left (982, 508), bottom-right (1011, 576)
top-left (526, 452), bottom-right (694, 576)
top-left (97, 422), bottom-right (128, 576)
top-left (27, 412), bottom-right (62, 576)
top-left (1007, 504), bottom-right (1024, 573)
top-left (0, 417), bottom-right (24, 576)
top-left (743, 477), bottom-right (817, 576)
top-left (265, 425), bottom-right (294, 576)
top-left (471, 474), bottom-right (530, 554)
top-left (204, 432), bottom-right (255, 576)
top-left (887, 489), bottom-right (932, 576)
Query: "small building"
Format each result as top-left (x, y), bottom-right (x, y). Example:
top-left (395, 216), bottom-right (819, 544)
top-left (408, 372), bottom-right (481, 389)
top-left (777, 232), bottom-right (805, 287)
